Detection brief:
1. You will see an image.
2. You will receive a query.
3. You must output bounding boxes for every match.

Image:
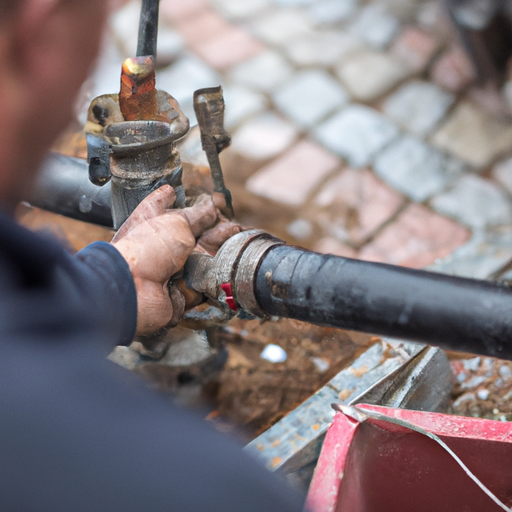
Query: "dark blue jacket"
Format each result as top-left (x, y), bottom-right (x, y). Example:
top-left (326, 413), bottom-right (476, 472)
top-left (0, 214), bottom-right (303, 512)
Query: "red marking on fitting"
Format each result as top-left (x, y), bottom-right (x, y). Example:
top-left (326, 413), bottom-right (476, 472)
top-left (221, 283), bottom-right (237, 311)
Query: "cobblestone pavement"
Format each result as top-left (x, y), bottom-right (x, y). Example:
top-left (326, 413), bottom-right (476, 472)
top-left (73, 0), bottom-right (512, 419)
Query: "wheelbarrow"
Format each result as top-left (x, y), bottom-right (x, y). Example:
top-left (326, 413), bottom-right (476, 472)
top-left (306, 403), bottom-right (512, 512)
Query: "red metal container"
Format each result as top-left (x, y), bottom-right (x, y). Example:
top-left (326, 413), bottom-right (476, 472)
top-left (307, 404), bottom-right (512, 512)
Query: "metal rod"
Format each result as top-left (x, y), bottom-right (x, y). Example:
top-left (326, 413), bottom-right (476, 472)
top-left (255, 245), bottom-right (512, 359)
top-left (137, 0), bottom-right (160, 57)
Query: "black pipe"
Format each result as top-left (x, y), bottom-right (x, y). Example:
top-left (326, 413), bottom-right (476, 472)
top-left (27, 152), bottom-right (113, 227)
top-left (137, 0), bottom-right (160, 57)
top-left (255, 245), bottom-right (512, 359)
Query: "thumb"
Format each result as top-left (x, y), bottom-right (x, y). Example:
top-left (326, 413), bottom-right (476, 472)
top-left (180, 194), bottom-right (218, 238)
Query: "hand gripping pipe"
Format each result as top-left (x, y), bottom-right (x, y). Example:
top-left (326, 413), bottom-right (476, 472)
top-left (184, 230), bottom-right (512, 360)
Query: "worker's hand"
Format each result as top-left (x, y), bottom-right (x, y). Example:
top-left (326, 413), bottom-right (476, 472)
top-left (111, 185), bottom-right (218, 336)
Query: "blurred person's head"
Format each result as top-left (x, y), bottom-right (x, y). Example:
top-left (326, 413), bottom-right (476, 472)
top-left (0, 0), bottom-right (109, 211)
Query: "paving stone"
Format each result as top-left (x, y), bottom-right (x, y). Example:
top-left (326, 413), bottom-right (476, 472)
top-left (228, 50), bottom-right (294, 92)
top-left (336, 49), bottom-right (410, 102)
top-left (390, 26), bottom-right (439, 72)
top-left (348, 4), bottom-right (400, 50)
top-left (174, 9), bottom-right (230, 45)
top-left (430, 45), bottom-right (476, 92)
top-left (376, 135), bottom-right (465, 202)
top-left (374, 136), bottom-right (464, 202)
top-left (382, 80), bottom-right (455, 137)
top-left (193, 26), bottom-right (265, 70)
top-left (431, 101), bottom-right (512, 168)
top-left (250, 9), bottom-right (312, 46)
top-left (314, 168), bottom-right (405, 245)
top-left (314, 105), bottom-right (399, 167)
top-left (313, 237), bottom-right (358, 258)
top-left (110, 1), bottom-right (141, 56)
top-left (223, 85), bottom-right (267, 128)
top-left (246, 140), bottom-right (340, 206)
top-left (359, 203), bottom-right (470, 269)
top-left (273, 70), bottom-right (349, 128)
top-left (212, 0), bottom-right (271, 20)
top-left (284, 30), bottom-right (362, 67)
top-left (160, 0), bottom-right (209, 23)
top-left (493, 157), bottom-right (512, 196)
top-left (286, 219), bottom-right (314, 240)
top-left (307, 0), bottom-right (358, 26)
top-left (428, 228), bottom-right (512, 279)
top-left (430, 175), bottom-right (512, 229)
top-left (231, 112), bottom-right (298, 160)
top-left (157, 55), bottom-right (220, 121)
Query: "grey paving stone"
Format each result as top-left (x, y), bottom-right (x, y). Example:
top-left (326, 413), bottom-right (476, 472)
top-left (231, 112), bottom-right (298, 160)
top-left (314, 105), bottom-right (399, 167)
top-left (212, 0), bottom-right (271, 20)
top-left (493, 157), bottom-right (512, 196)
top-left (336, 49), bottom-right (410, 102)
top-left (223, 85), bottom-right (267, 128)
top-left (250, 9), bottom-right (312, 46)
top-left (427, 228), bottom-right (512, 279)
top-left (157, 54), bottom-right (220, 121)
top-left (307, 0), bottom-right (358, 25)
top-left (374, 135), bottom-right (464, 202)
top-left (274, 70), bottom-right (349, 128)
top-left (382, 80), bottom-right (455, 137)
top-left (430, 175), bottom-right (512, 229)
top-left (432, 101), bottom-right (512, 169)
top-left (284, 30), bottom-right (362, 67)
top-left (349, 4), bottom-right (400, 50)
top-left (228, 50), bottom-right (293, 93)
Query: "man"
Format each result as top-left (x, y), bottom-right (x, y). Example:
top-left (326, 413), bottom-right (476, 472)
top-left (0, 1), bottom-right (303, 510)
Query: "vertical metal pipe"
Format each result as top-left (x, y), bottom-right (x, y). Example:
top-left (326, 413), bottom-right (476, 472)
top-left (137, 0), bottom-right (160, 57)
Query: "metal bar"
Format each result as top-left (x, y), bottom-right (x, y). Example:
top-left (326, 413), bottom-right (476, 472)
top-left (136, 0), bottom-right (160, 57)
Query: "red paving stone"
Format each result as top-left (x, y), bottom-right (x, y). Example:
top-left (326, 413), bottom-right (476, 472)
top-left (314, 168), bottom-right (405, 245)
top-left (359, 203), bottom-right (470, 268)
top-left (160, 0), bottom-right (210, 23)
top-left (193, 27), bottom-right (265, 70)
top-left (246, 139), bottom-right (340, 206)
top-left (174, 9), bottom-right (232, 45)
top-left (313, 237), bottom-right (358, 259)
top-left (430, 45), bottom-right (477, 92)
top-left (391, 26), bottom-right (439, 72)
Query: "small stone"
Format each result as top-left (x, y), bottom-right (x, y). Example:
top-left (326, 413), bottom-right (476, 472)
top-left (314, 105), bottom-right (399, 167)
top-left (284, 30), bottom-right (362, 67)
top-left (430, 175), bottom-right (512, 229)
top-left (336, 49), bottom-right (410, 102)
top-left (477, 389), bottom-right (490, 401)
top-left (314, 168), bottom-right (405, 244)
top-left (157, 55), bottom-right (220, 121)
top-left (261, 344), bottom-right (287, 363)
top-left (250, 10), bottom-right (312, 46)
top-left (228, 50), bottom-right (294, 92)
top-left (462, 357), bottom-right (481, 372)
top-left (222, 85), bottom-right (267, 128)
top-left (391, 25), bottom-right (439, 72)
top-left (287, 219), bottom-right (314, 240)
top-left (431, 45), bottom-right (476, 92)
top-left (432, 101), bottom-right (512, 168)
top-left (192, 26), bottom-right (265, 70)
top-left (212, 0), bottom-right (271, 20)
top-left (231, 112), bottom-right (298, 160)
top-left (313, 238), bottom-right (358, 258)
top-left (499, 365), bottom-right (512, 379)
top-left (492, 157), bottom-right (512, 195)
top-left (359, 203), bottom-right (470, 268)
top-left (273, 69), bottom-right (349, 128)
top-left (246, 140), bottom-right (340, 206)
top-left (307, 0), bottom-right (358, 25)
top-left (374, 135), bottom-right (464, 202)
top-left (348, 4), bottom-right (400, 50)
top-left (311, 357), bottom-right (330, 373)
top-left (383, 80), bottom-right (454, 136)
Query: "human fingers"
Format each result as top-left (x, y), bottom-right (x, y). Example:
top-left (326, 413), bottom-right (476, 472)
top-left (197, 221), bottom-right (242, 255)
top-left (113, 185), bottom-right (176, 240)
top-left (179, 193), bottom-right (217, 238)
